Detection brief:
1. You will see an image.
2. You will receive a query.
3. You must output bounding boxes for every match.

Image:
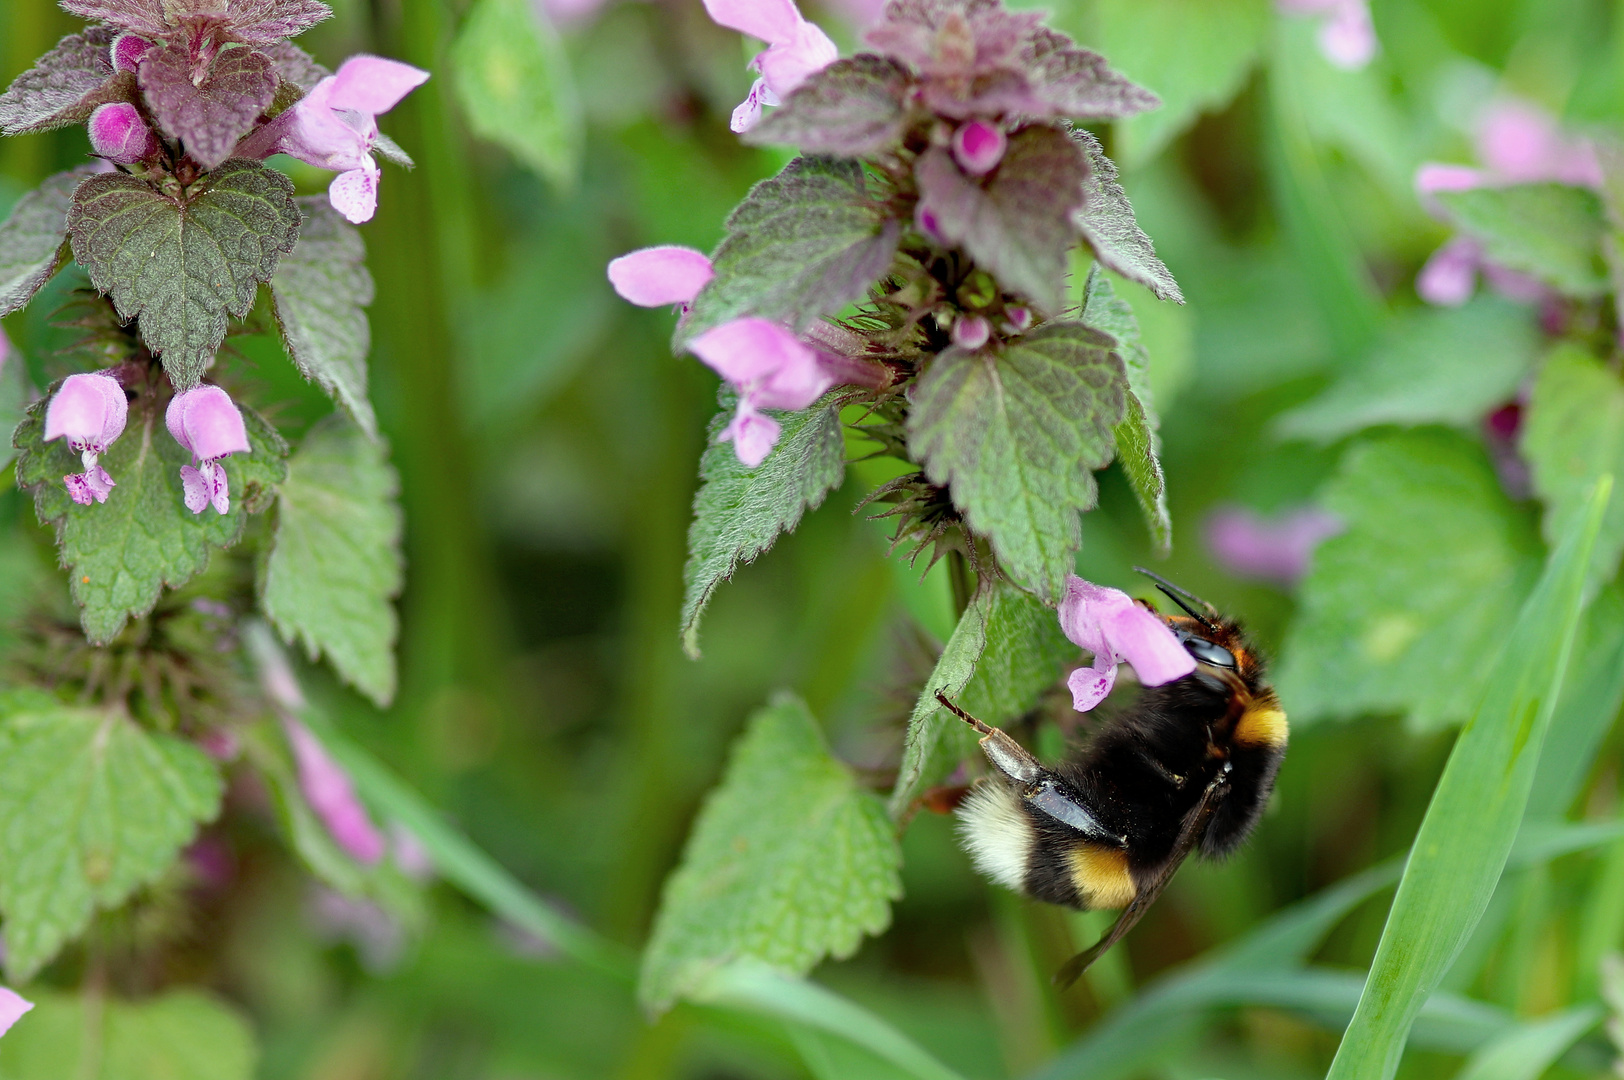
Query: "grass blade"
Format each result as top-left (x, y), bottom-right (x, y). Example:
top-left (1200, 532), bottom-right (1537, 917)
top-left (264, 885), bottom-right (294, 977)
top-left (1453, 1005), bottom-right (1602, 1080)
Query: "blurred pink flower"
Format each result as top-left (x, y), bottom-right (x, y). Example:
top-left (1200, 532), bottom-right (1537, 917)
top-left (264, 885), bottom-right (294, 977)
top-left (88, 102), bottom-right (157, 164)
top-left (167, 385), bottom-right (249, 516)
top-left (1416, 236), bottom-right (1481, 307)
top-left (952, 120), bottom-right (1006, 176)
top-left (703, 0), bottom-right (837, 132)
top-left (390, 822), bottom-right (435, 881)
top-left (1277, 0), bottom-right (1377, 70)
top-left (1205, 504), bottom-right (1343, 585)
top-left (607, 245), bottom-right (713, 308)
top-left (44, 371), bottom-right (127, 506)
top-left (284, 718), bottom-right (386, 864)
top-left (0, 987), bottom-right (32, 1038)
top-left (1058, 575), bottom-right (1196, 712)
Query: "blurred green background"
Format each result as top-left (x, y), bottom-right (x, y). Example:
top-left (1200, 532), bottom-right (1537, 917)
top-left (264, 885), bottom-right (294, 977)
top-left (3, 0), bottom-right (1623, 1076)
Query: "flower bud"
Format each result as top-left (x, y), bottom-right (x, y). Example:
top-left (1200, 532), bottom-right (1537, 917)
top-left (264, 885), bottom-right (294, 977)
top-left (110, 32), bottom-right (155, 73)
top-left (952, 314), bottom-right (990, 350)
top-left (914, 201), bottom-right (944, 243)
top-left (88, 102), bottom-right (157, 165)
top-left (952, 120), bottom-right (1007, 176)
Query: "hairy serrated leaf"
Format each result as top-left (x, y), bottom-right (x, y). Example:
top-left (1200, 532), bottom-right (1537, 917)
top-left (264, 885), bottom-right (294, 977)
top-left (217, 0), bottom-right (334, 44)
top-left (1436, 183), bottom-right (1609, 297)
top-left (680, 157), bottom-right (901, 346)
top-left (260, 40), bottom-right (329, 93)
top-left (1276, 429), bottom-right (1543, 732)
top-left (682, 391), bottom-right (846, 658)
top-left (59, 0), bottom-right (168, 36)
top-left (916, 127), bottom-right (1087, 314)
top-left (1072, 128), bottom-right (1183, 302)
top-left (0, 989), bottom-right (256, 1079)
top-left (1023, 26), bottom-right (1161, 120)
top-left (640, 695), bottom-right (901, 1012)
top-left (1083, 267), bottom-right (1170, 551)
top-left (13, 389), bottom-right (287, 644)
top-left (0, 704), bottom-right (222, 981)
top-left (68, 160), bottom-right (300, 389)
top-left (270, 197), bottom-right (377, 438)
top-left (1521, 346), bottom-right (1624, 591)
top-left (0, 169), bottom-right (91, 318)
top-left (908, 321), bottom-right (1127, 600)
top-left (0, 28), bottom-right (130, 136)
top-left (139, 43), bottom-right (277, 169)
top-left (747, 55), bottom-right (912, 157)
top-left (260, 416), bottom-right (402, 707)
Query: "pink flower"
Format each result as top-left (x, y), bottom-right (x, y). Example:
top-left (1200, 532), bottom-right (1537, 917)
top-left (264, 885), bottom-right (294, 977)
top-left (166, 385), bottom-right (249, 516)
top-left (44, 371), bottom-right (127, 506)
top-left (1058, 575), bottom-right (1196, 712)
top-left (952, 314), bottom-right (990, 350)
top-left (952, 120), bottom-right (1007, 176)
top-left (284, 718), bottom-right (385, 864)
top-left (1205, 505), bottom-right (1344, 585)
top-left (1416, 236), bottom-right (1480, 306)
top-left (688, 317), bottom-right (838, 466)
top-left (88, 102), bottom-right (157, 164)
top-left (256, 55), bottom-right (429, 224)
top-left (0, 987), bottom-right (33, 1037)
top-left (1277, 0), bottom-right (1377, 69)
top-left (1475, 99), bottom-right (1601, 187)
top-left (109, 33), bottom-right (154, 73)
top-left (703, 0), bottom-right (837, 132)
top-left (607, 245), bottom-right (714, 307)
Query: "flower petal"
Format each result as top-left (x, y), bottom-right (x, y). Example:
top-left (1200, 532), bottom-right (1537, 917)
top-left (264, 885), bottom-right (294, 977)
top-left (180, 464), bottom-right (209, 514)
top-left (1067, 661), bottom-right (1116, 713)
top-left (284, 718), bottom-right (386, 864)
top-left (718, 402), bottom-right (782, 467)
top-left (1105, 602), bottom-right (1198, 687)
top-left (1417, 237), bottom-right (1480, 307)
top-left (0, 987), bottom-right (33, 1037)
top-left (45, 372), bottom-right (125, 450)
top-left (168, 386), bottom-right (250, 462)
top-left (1057, 575), bottom-right (1134, 662)
top-left (1057, 574), bottom-right (1195, 711)
top-left (730, 77), bottom-right (773, 133)
top-left (64, 472), bottom-right (94, 505)
top-left (85, 465), bottom-right (116, 503)
top-left (329, 163), bottom-right (380, 224)
top-left (88, 102), bottom-right (155, 164)
top-left (687, 318), bottom-right (834, 412)
top-left (326, 55), bottom-right (431, 117)
top-left (703, 0), bottom-right (803, 44)
top-left (756, 19), bottom-right (838, 98)
top-left (1316, 1), bottom-right (1377, 69)
top-left (607, 246), bottom-right (715, 306)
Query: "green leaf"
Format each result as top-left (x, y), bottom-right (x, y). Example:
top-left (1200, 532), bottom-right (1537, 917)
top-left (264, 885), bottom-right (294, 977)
top-left (0, 704), bottom-right (223, 981)
top-left (1527, 583), bottom-right (1624, 818)
top-left (259, 415), bottom-right (402, 707)
top-left (1083, 266), bottom-right (1170, 551)
top-left (1521, 345), bottom-right (1624, 589)
top-left (915, 128), bottom-right (1087, 314)
top-left (0, 169), bottom-right (87, 317)
top-left (747, 55), bottom-right (911, 158)
top-left (679, 157), bottom-right (901, 347)
top-left (1453, 1005), bottom-right (1602, 1080)
top-left (1071, 128), bottom-right (1183, 303)
top-left (269, 197), bottom-right (378, 439)
top-left (67, 160), bottom-right (301, 390)
top-left (1324, 476), bottom-right (1610, 1080)
top-left (681, 391), bottom-right (846, 659)
top-left (14, 387), bottom-right (288, 644)
top-left (1273, 298), bottom-right (1538, 443)
top-left (639, 695), bottom-right (902, 1013)
top-left (1435, 183), bottom-right (1609, 298)
top-left (907, 321), bottom-right (1127, 600)
top-left (0, 340), bottom-right (30, 474)
top-left (451, 0), bottom-right (581, 188)
top-left (0, 989), bottom-right (255, 1079)
top-left (1277, 430), bottom-right (1543, 731)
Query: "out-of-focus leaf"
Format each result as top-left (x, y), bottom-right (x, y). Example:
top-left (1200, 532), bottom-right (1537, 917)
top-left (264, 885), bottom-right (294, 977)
top-left (137, 41), bottom-right (276, 169)
top-left (0, 704), bottom-right (223, 981)
top-left (908, 321), bottom-right (1126, 600)
top-left (1435, 183), bottom-right (1609, 298)
top-left (1522, 345), bottom-right (1624, 589)
top-left (0, 170), bottom-right (86, 318)
top-left (748, 56), bottom-right (911, 158)
top-left (451, 0), bottom-right (582, 188)
top-left (640, 695), bottom-right (902, 1012)
top-left (1277, 429), bottom-right (1543, 731)
top-left (1273, 298), bottom-right (1537, 443)
top-left (1324, 477), bottom-right (1609, 1080)
top-left (1527, 584), bottom-right (1624, 818)
top-left (1453, 1005), bottom-right (1602, 1080)
top-left (260, 415), bottom-right (402, 707)
top-left (0, 339), bottom-right (30, 473)
top-left (0, 989), bottom-right (256, 1079)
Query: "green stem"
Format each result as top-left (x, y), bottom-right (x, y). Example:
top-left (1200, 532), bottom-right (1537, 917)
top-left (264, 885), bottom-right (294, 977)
top-left (947, 547), bottom-right (973, 619)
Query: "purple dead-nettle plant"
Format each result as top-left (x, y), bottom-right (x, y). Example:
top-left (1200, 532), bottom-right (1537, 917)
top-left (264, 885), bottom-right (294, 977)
top-left (0, 0), bottom-right (419, 999)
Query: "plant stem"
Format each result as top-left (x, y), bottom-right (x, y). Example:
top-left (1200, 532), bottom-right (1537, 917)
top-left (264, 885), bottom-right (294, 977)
top-left (948, 548), bottom-right (973, 619)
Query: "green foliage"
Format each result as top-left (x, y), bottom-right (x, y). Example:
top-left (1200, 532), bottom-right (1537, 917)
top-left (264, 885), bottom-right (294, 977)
top-left (259, 415), bottom-right (402, 707)
top-left (451, 0), bottom-right (582, 188)
top-left (0, 703), bottom-right (223, 981)
top-left (136, 42), bottom-right (277, 169)
top-left (1071, 129), bottom-right (1183, 303)
top-left (640, 695), bottom-right (902, 1012)
top-left (1452, 1004), bottom-right (1602, 1080)
top-left (0, 342), bottom-right (28, 473)
top-left (681, 391), bottom-right (847, 658)
top-left (0, 169), bottom-right (82, 317)
top-left (679, 156), bottom-right (901, 346)
top-left (0, 28), bottom-right (126, 136)
top-left (66, 160), bottom-right (302, 390)
top-left (14, 390), bottom-right (287, 644)
top-left (748, 56), bottom-right (911, 158)
top-left (269, 197), bottom-right (378, 439)
top-left (1324, 477), bottom-right (1609, 1080)
top-left (1435, 183), bottom-right (1610, 298)
top-left (0, 989), bottom-right (255, 1078)
top-left (908, 321), bottom-right (1126, 600)
top-left (1277, 429), bottom-right (1543, 731)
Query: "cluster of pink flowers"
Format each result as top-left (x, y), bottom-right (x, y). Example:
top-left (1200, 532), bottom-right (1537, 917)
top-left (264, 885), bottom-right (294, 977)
top-left (43, 376), bottom-right (252, 515)
top-left (1058, 576), bottom-right (1196, 712)
top-left (1277, 0), bottom-right (1378, 70)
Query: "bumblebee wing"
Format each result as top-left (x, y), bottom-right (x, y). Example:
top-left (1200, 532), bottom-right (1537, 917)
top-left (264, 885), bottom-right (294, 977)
top-left (1053, 767), bottom-right (1231, 990)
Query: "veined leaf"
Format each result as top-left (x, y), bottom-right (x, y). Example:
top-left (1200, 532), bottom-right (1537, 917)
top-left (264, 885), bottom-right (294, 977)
top-left (0, 29), bottom-right (127, 136)
top-left (137, 42), bottom-right (276, 169)
top-left (0, 169), bottom-right (89, 318)
top-left (748, 55), bottom-right (912, 158)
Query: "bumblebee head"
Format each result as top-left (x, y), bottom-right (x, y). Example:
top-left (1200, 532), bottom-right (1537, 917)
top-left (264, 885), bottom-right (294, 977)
top-left (1133, 567), bottom-right (1266, 685)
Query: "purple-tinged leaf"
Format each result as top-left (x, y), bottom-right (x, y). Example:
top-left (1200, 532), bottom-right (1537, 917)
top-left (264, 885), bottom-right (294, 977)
top-left (867, 0), bottom-right (1040, 75)
top-left (747, 54), bottom-right (912, 157)
top-left (59, 0), bottom-right (169, 38)
top-left (1072, 128), bottom-right (1182, 303)
top-left (0, 29), bottom-right (134, 136)
top-left (1023, 27), bottom-right (1159, 120)
top-left (68, 160), bottom-right (301, 390)
top-left (217, 0), bottom-right (334, 44)
top-left (916, 124), bottom-right (1087, 314)
top-left (0, 170), bottom-right (94, 318)
top-left (139, 42), bottom-right (277, 169)
top-left (262, 40), bottom-right (329, 94)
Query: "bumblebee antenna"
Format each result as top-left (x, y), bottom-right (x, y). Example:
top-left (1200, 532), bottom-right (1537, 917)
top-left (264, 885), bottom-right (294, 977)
top-left (1133, 566), bottom-right (1219, 631)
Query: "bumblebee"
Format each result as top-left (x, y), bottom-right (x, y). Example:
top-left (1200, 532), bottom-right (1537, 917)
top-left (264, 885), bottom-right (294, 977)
top-left (946, 569), bottom-right (1287, 987)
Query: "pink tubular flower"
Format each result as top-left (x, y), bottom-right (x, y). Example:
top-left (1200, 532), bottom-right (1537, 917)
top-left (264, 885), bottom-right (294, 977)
top-left (0, 987), bottom-right (33, 1038)
top-left (44, 371), bottom-right (127, 506)
top-left (1205, 505), bottom-right (1344, 586)
top-left (1058, 575), bottom-right (1196, 712)
top-left (607, 246), bottom-right (714, 307)
top-left (284, 718), bottom-right (385, 864)
top-left (703, 0), bottom-right (837, 132)
top-left (88, 102), bottom-right (157, 164)
top-left (688, 317), bottom-right (837, 466)
top-left (1277, 0), bottom-right (1377, 70)
top-left (166, 385), bottom-right (250, 516)
top-left (952, 120), bottom-right (1006, 175)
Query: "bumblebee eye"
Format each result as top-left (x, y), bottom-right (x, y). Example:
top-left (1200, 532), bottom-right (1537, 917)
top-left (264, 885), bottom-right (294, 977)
top-left (1184, 637), bottom-right (1236, 669)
